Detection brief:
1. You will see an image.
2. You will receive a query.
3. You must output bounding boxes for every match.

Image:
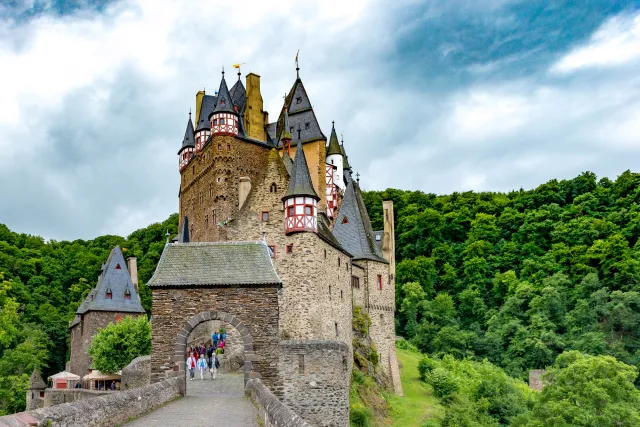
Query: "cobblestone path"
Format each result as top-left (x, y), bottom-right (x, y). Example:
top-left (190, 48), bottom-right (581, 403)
top-left (125, 372), bottom-right (258, 427)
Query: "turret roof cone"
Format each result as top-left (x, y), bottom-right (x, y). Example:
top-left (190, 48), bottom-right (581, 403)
top-left (283, 132), bottom-right (319, 200)
top-left (280, 106), bottom-right (292, 142)
top-left (326, 121), bottom-right (341, 156)
top-left (213, 71), bottom-right (236, 115)
top-left (340, 139), bottom-right (351, 170)
top-left (179, 113), bottom-right (195, 153)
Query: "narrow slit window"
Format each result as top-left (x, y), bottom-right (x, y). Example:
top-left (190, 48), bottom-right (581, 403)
top-left (377, 274), bottom-right (383, 290)
top-left (286, 244), bottom-right (293, 254)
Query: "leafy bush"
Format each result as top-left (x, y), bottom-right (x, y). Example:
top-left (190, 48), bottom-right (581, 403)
top-left (424, 368), bottom-right (459, 399)
top-left (88, 315), bottom-right (151, 373)
top-left (396, 339), bottom-right (419, 353)
top-left (418, 356), bottom-right (438, 381)
top-left (350, 404), bottom-right (372, 427)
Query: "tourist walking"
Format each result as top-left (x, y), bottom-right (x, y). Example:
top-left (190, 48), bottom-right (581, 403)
top-left (186, 352), bottom-right (197, 381)
top-left (197, 353), bottom-right (207, 380)
top-left (210, 352), bottom-right (220, 380)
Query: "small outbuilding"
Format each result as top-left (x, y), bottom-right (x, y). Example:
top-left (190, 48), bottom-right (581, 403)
top-left (82, 370), bottom-right (121, 391)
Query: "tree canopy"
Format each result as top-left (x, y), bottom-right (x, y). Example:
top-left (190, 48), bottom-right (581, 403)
top-left (88, 316), bottom-right (151, 374)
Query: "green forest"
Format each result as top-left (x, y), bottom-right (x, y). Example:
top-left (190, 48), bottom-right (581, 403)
top-left (3, 169), bottom-right (640, 422)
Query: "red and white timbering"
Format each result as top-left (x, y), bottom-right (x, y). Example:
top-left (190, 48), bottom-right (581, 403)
top-left (179, 147), bottom-right (195, 171)
top-left (284, 197), bottom-right (318, 233)
top-left (326, 164), bottom-right (337, 219)
top-left (195, 130), bottom-right (211, 152)
top-left (211, 112), bottom-right (238, 136)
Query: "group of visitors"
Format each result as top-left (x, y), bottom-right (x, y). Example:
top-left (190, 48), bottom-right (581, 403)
top-left (185, 329), bottom-right (227, 381)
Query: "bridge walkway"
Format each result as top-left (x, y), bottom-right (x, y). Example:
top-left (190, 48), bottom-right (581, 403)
top-left (125, 372), bottom-right (258, 427)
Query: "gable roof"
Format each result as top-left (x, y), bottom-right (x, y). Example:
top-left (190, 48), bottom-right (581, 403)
top-left (333, 171), bottom-right (387, 263)
top-left (148, 242), bottom-right (282, 287)
top-left (178, 113), bottom-right (195, 154)
top-left (213, 73), bottom-right (236, 114)
top-left (196, 95), bottom-right (216, 131)
top-left (283, 136), bottom-right (319, 200)
top-left (74, 246), bottom-right (146, 316)
top-left (326, 122), bottom-right (341, 156)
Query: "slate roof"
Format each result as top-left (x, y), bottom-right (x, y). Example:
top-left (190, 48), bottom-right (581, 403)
top-left (147, 242), bottom-right (282, 287)
top-left (74, 246), bottom-right (146, 318)
top-left (266, 122), bottom-right (277, 143)
top-left (179, 216), bottom-right (190, 243)
top-left (326, 122), bottom-right (342, 156)
top-left (196, 95), bottom-right (216, 131)
top-left (213, 73), bottom-right (237, 114)
top-left (332, 171), bottom-right (388, 263)
top-left (282, 151), bottom-right (293, 175)
top-left (29, 369), bottom-right (47, 390)
top-left (283, 136), bottom-right (319, 200)
top-left (230, 75), bottom-right (246, 114)
top-left (275, 77), bottom-right (326, 144)
top-left (318, 214), bottom-right (351, 256)
top-left (178, 113), bottom-right (195, 154)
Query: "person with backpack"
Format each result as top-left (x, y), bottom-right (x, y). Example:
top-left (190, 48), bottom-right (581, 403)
top-left (186, 352), bottom-right (197, 381)
top-left (212, 332), bottom-right (219, 349)
top-left (197, 353), bottom-right (207, 380)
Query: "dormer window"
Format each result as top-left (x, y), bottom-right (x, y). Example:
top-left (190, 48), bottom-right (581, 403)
top-left (296, 97), bottom-right (302, 104)
top-left (289, 126), bottom-right (294, 133)
top-left (342, 216), bottom-right (349, 224)
top-left (106, 288), bottom-right (112, 299)
top-left (124, 289), bottom-right (131, 300)
top-left (305, 122), bottom-right (310, 130)
top-left (115, 263), bottom-right (121, 269)
top-left (220, 97), bottom-right (226, 106)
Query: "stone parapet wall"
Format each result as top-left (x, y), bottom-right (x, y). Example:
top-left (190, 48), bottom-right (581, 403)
top-left (246, 378), bottom-right (311, 427)
top-left (0, 377), bottom-right (183, 427)
top-left (121, 355), bottom-right (151, 390)
top-left (275, 340), bottom-right (349, 427)
top-left (44, 389), bottom-right (110, 407)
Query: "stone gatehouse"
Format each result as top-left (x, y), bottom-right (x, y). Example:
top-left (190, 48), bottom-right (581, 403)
top-left (147, 241), bottom-right (281, 389)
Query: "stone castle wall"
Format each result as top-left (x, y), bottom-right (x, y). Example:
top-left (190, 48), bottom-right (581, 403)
top-left (43, 389), bottom-right (110, 408)
top-left (69, 311), bottom-right (144, 377)
top-left (150, 287), bottom-right (280, 389)
top-left (246, 378), bottom-right (312, 427)
top-left (179, 135), bottom-right (270, 242)
top-left (121, 355), bottom-right (151, 390)
top-left (275, 340), bottom-right (349, 427)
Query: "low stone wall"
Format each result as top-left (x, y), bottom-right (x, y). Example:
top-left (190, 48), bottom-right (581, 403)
top-left (122, 355), bottom-right (151, 390)
top-left (276, 340), bottom-right (350, 427)
top-left (246, 379), bottom-right (311, 427)
top-left (44, 389), bottom-right (110, 407)
top-left (0, 377), bottom-right (183, 427)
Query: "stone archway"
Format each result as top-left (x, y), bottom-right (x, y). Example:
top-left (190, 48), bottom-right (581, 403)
top-left (174, 310), bottom-right (254, 391)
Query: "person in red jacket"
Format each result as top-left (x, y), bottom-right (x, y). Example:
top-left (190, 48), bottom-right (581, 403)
top-left (186, 352), bottom-right (197, 381)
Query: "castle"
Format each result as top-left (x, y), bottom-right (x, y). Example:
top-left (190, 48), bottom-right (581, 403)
top-left (156, 65), bottom-right (402, 396)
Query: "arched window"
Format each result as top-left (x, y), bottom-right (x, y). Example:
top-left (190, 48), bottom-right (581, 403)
top-left (270, 183), bottom-right (277, 193)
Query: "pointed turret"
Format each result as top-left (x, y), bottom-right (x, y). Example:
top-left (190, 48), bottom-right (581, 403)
top-left (282, 131), bottom-right (319, 234)
top-left (280, 103), bottom-right (293, 155)
top-left (211, 70), bottom-right (239, 136)
top-left (179, 216), bottom-right (190, 243)
top-left (282, 151), bottom-right (293, 176)
top-left (229, 70), bottom-right (246, 115)
top-left (340, 137), bottom-right (351, 171)
top-left (326, 121), bottom-right (345, 191)
top-left (195, 94), bottom-right (215, 152)
top-left (178, 113), bottom-right (195, 171)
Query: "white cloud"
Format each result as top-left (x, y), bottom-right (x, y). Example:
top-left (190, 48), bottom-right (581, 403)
top-left (552, 11), bottom-right (640, 73)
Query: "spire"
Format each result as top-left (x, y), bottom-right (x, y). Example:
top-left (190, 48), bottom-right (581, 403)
top-left (213, 71), bottom-right (236, 115)
top-left (29, 368), bottom-right (47, 390)
top-left (178, 113), bottom-right (195, 153)
top-left (283, 132), bottom-right (319, 201)
top-left (195, 95), bottom-right (216, 132)
top-left (340, 137), bottom-right (352, 170)
top-left (280, 100), bottom-right (292, 152)
top-left (179, 216), bottom-right (190, 243)
top-left (326, 121), bottom-right (341, 156)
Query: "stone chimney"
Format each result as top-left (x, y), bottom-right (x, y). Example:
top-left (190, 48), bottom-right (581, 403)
top-left (245, 73), bottom-right (266, 141)
top-left (127, 256), bottom-right (138, 292)
top-left (194, 90), bottom-right (205, 128)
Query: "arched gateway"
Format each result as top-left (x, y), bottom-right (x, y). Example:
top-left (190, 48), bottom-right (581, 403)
top-left (146, 241), bottom-right (282, 394)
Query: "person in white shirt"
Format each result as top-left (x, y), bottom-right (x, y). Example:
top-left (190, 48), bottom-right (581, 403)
top-left (197, 353), bottom-right (207, 380)
top-left (186, 352), bottom-right (197, 381)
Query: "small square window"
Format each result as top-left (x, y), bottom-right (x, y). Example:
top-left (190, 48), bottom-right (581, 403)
top-left (287, 206), bottom-right (295, 216)
top-left (375, 234), bottom-right (381, 241)
top-left (227, 144), bottom-right (231, 150)
top-left (289, 126), bottom-right (294, 133)
top-left (268, 245), bottom-right (276, 258)
top-left (286, 244), bottom-right (293, 254)
top-left (213, 119), bottom-right (218, 126)
top-left (304, 205), bottom-right (312, 215)
top-left (220, 118), bottom-right (225, 125)
top-left (262, 211), bottom-right (269, 222)
top-left (218, 144), bottom-right (222, 150)
top-left (296, 97), bottom-right (302, 104)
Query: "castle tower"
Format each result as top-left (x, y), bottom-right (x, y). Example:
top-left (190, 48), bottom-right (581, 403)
top-left (194, 93), bottom-right (214, 152)
top-left (178, 113), bottom-right (195, 171)
top-left (326, 121), bottom-right (344, 190)
top-left (68, 246), bottom-right (145, 376)
top-left (26, 368), bottom-right (47, 410)
top-left (282, 131), bottom-right (319, 234)
top-left (210, 71), bottom-right (239, 137)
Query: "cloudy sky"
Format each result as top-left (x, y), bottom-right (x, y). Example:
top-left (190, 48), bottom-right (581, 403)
top-left (1, 0), bottom-right (639, 241)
